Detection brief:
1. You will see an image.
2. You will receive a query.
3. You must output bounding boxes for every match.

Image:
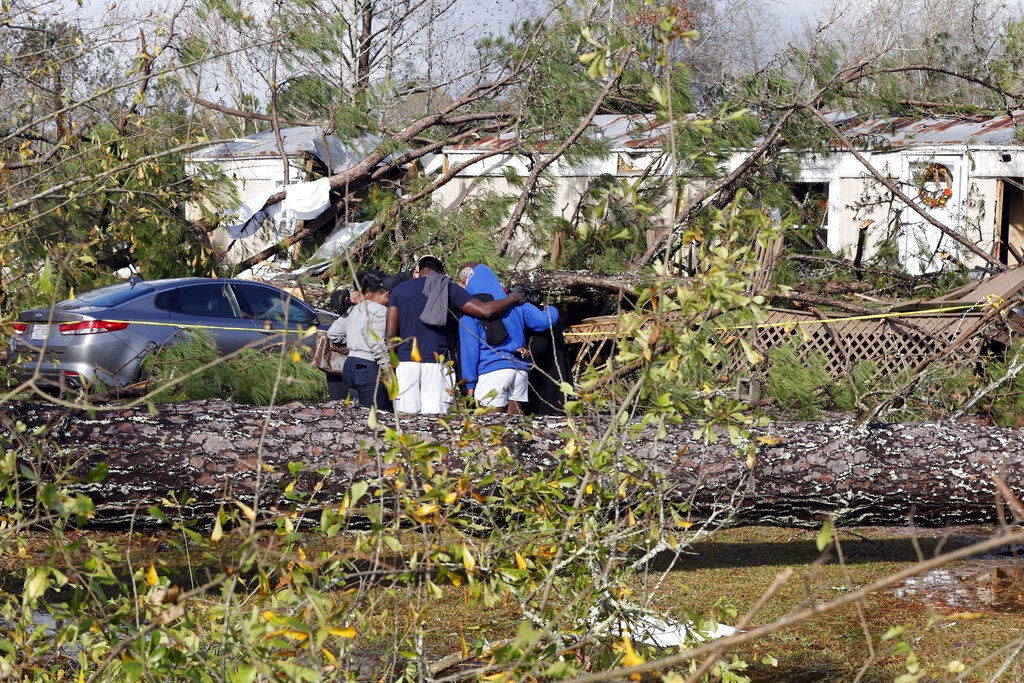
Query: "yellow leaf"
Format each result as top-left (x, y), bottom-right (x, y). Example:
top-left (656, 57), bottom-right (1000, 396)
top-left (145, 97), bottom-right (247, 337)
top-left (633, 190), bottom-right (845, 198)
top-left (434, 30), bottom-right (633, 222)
top-left (415, 503), bottom-right (439, 519)
top-left (444, 491), bottom-right (459, 504)
top-left (515, 551), bottom-right (527, 571)
top-left (462, 543), bottom-right (476, 572)
top-left (235, 500), bottom-right (256, 522)
top-left (746, 450), bottom-right (756, 469)
top-left (330, 626), bottom-right (358, 638)
top-left (755, 434), bottom-right (780, 445)
top-left (146, 563), bottom-right (158, 587)
top-left (290, 348), bottom-right (301, 363)
top-left (262, 610), bottom-right (277, 622)
top-left (422, 483), bottom-right (434, 493)
top-left (622, 635), bottom-right (645, 667)
top-left (626, 508), bottom-right (636, 527)
top-left (210, 514), bottom-right (223, 544)
top-left (410, 337), bottom-right (422, 362)
top-left (679, 520), bottom-right (694, 529)
top-left (297, 546), bottom-right (306, 561)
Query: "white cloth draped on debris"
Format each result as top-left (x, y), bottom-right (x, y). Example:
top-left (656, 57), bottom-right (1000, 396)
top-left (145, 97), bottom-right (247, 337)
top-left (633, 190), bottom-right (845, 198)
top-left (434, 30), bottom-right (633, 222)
top-left (224, 177), bottom-right (332, 238)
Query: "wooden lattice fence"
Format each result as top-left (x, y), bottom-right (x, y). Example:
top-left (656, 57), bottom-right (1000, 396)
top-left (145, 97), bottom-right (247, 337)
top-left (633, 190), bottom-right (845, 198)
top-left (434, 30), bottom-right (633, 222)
top-left (563, 267), bottom-right (1024, 386)
top-left (734, 308), bottom-right (995, 381)
top-left (564, 305), bottom-right (1021, 385)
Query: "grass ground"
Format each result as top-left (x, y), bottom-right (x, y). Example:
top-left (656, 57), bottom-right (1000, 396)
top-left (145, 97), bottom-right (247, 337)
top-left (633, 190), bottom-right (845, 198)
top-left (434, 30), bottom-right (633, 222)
top-left (638, 525), bottom-right (1024, 682)
top-left (8, 524), bottom-right (1024, 681)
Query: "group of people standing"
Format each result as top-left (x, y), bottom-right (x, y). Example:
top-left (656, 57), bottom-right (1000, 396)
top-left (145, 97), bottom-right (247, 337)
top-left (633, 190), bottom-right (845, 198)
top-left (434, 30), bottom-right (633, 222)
top-left (323, 255), bottom-right (565, 415)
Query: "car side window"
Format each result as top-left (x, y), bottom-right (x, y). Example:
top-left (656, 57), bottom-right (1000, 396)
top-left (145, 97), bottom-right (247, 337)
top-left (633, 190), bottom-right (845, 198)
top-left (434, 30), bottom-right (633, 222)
top-left (157, 284), bottom-right (239, 318)
top-left (234, 284), bottom-right (313, 325)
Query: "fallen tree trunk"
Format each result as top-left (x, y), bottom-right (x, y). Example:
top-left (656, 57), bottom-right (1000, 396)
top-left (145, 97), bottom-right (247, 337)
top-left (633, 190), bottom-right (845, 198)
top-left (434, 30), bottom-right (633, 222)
top-left (2, 400), bottom-right (1022, 529)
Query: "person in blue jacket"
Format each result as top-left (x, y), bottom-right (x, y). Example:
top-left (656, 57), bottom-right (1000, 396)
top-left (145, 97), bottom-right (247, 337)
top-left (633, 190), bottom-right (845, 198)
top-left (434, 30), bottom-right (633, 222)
top-left (458, 263), bottom-right (559, 414)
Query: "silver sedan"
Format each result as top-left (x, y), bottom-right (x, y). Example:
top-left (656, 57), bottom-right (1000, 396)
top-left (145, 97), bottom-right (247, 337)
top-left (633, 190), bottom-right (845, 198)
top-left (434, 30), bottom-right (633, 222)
top-left (9, 277), bottom-right (335, 392)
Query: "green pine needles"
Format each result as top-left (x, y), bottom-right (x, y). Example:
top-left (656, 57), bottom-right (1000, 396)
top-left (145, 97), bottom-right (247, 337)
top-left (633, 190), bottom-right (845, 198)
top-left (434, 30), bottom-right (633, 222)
top-left (141, 330), bottom-right (327, 405)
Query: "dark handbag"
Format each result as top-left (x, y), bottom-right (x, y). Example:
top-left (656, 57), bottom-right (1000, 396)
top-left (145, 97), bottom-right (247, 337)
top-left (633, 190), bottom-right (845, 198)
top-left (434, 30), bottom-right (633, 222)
top-left (313, 331), bottom-right (348, 375)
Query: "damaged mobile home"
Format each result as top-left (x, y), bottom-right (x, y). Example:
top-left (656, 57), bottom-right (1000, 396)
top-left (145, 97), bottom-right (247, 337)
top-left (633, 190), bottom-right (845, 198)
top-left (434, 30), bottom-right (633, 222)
top-left (184, 126), bottom-right (384, 270)
top-left (425, 111), bottom-right (1024, 274)
top-left (186, 112), bottom-right (1024, 278)
top-left (790, 111), bottom-right (1024, 275)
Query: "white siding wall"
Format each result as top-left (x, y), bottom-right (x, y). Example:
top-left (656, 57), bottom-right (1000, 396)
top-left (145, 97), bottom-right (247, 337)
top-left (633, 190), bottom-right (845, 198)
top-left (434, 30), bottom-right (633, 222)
top-left (800, 147), bottom-right (1022, 273)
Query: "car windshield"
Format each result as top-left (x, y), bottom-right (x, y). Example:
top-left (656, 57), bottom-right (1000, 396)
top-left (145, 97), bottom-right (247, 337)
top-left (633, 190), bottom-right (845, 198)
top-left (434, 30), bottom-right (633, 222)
top-left (54, 281), bottom-right (154, 310)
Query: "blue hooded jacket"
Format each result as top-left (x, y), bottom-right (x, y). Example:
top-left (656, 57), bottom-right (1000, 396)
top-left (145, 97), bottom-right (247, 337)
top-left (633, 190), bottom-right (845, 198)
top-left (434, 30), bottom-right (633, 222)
top-left (459, 265), bottom-right (559, 390)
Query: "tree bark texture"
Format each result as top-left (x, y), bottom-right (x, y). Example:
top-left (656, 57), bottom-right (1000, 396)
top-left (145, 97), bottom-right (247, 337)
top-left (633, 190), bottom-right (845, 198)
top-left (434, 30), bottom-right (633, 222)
top-left (3, 400), bottom-right (1023, 529)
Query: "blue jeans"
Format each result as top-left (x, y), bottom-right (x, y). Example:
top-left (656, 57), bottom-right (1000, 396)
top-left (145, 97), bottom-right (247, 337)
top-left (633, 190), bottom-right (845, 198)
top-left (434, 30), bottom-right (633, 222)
top-left (341, 357), bottom-right (390, 411)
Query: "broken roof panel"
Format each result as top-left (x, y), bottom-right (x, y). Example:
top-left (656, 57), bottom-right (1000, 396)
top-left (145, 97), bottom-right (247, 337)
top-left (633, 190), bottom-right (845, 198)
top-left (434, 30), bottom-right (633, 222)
top-left (189, 126), bottom-right (382, 174)
top-left (827, 111), bottom-right (1024, 151)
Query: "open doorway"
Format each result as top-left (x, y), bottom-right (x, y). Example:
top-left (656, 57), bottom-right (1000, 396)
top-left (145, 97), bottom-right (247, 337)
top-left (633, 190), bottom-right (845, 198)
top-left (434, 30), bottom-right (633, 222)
top-left (998, 178), bottom-right (1024, 266)
top-left (789, 182), bottom-right (830, 251)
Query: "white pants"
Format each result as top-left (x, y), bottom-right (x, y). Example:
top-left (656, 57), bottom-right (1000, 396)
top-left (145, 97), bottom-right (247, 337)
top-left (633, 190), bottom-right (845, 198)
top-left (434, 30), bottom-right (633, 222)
top-left (474, 368), bottom-right (529, 408)
top-left (394, 362), bottom-right (455, 414)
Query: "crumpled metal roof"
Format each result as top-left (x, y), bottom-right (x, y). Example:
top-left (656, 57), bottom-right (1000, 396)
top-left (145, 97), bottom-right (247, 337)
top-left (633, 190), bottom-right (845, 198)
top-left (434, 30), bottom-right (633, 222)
top-left (189, 126), bottom-right (382, 174)
top-left (447, 114), bottom-right (669, 151)
top-left (828, 111), bottom-right (1024, 151)
top-left (448, 111), bottom-right (1024, 154)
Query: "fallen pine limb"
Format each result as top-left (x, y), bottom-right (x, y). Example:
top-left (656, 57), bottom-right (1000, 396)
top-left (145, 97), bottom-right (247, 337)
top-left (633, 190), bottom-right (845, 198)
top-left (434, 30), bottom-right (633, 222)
top-left (2, 399), bottom-right (1021, 529)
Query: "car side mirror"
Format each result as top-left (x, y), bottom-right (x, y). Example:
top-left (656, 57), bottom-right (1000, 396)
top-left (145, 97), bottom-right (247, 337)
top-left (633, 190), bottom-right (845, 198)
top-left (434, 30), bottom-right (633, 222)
top-left (316, 310), bottom-right (338, 326)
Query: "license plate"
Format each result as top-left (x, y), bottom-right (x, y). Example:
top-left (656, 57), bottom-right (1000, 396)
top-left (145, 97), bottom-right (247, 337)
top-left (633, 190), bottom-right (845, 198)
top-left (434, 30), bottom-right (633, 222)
top-left (30, 325), bottom-right (48, 341)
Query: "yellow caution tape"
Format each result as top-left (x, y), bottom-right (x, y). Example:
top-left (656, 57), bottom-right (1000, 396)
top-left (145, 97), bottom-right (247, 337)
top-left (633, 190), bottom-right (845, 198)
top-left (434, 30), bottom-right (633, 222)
top-left (565, 302), bottom-right (1000, 338)
top-left (731, 303), bottom-right (985, 331)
